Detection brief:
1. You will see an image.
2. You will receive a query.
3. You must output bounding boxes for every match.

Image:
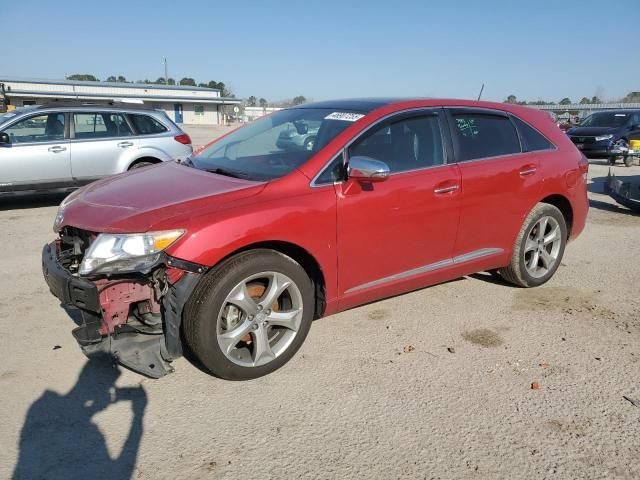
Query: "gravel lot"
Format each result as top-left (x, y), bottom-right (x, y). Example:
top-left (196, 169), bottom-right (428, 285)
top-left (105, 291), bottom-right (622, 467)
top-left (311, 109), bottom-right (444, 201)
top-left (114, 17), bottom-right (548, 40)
top-left (1, 153), bottom-right (639, 479)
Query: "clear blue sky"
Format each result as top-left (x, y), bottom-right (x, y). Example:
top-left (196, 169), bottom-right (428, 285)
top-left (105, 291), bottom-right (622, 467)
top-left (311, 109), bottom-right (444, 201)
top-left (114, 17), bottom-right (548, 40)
top-left (3, 0), bottom-right (639, 102)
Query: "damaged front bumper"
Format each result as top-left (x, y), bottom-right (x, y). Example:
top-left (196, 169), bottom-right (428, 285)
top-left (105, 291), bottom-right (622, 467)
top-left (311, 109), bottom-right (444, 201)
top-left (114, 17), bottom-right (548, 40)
top-left (42, 242), bottom-right (204, 378)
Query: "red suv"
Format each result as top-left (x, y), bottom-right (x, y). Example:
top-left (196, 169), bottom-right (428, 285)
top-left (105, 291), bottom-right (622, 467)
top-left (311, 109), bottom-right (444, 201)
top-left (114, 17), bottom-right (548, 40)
top-left (42, 99), bottom-right (588, 380)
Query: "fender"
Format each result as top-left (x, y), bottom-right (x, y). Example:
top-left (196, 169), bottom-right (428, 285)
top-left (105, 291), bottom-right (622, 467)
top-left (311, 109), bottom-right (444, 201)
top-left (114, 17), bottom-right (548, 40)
top-left (117, 145), bottom-right (173, 171)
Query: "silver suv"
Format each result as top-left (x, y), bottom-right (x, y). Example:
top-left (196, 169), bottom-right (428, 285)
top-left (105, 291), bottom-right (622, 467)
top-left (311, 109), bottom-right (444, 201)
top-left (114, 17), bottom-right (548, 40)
top-left (0, 102), bottom-right (192, 196)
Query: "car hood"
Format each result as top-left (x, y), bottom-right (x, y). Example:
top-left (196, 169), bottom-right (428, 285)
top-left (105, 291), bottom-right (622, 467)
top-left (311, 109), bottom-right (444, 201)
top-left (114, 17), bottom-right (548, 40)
top-left (60, 162), bottom-right (266, 233)
top-left (566, 126), bottom-right (620, 137)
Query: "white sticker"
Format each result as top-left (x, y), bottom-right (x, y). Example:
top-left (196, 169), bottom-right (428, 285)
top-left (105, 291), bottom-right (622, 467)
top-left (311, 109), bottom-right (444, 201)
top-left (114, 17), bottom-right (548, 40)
top-left (615, 114), bottom-right (628, 116)
top-left (325, 112), bottom-right (365, 122)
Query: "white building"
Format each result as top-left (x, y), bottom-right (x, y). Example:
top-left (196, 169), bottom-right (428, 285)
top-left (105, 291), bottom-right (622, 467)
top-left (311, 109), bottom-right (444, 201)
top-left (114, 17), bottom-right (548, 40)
top-left (0, 77), bottom-right (241, 126)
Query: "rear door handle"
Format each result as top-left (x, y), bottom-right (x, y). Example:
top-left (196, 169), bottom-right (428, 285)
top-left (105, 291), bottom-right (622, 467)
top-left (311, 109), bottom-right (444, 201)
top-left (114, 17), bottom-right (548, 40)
top-left (117, 141), bottom-right (134, 148)
top-left (433, 185), bottom-right (459, 194)
top-left (48, 146), bottom-right (67, 153)
top-left (519, 167), bottom-right (537, 176)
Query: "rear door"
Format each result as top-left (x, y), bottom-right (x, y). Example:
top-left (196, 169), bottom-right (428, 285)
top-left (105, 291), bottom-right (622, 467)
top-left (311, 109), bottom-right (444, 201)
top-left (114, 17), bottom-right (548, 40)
top-left (0, 112), bottom-right (72, 192)
top-left (446, 108), bottom-right (542, 259)
top-left (69, 111), bottom-right (138, 183)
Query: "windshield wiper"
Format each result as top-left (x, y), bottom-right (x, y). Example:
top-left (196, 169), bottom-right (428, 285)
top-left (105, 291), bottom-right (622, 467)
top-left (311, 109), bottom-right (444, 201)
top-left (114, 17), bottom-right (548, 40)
top-left (205, 167), bottom-right (250, 179)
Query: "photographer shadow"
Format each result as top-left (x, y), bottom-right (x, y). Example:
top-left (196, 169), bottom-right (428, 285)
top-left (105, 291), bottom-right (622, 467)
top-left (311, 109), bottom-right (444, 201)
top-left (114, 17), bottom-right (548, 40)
top-left (12, 358), bottom-right (147, 480)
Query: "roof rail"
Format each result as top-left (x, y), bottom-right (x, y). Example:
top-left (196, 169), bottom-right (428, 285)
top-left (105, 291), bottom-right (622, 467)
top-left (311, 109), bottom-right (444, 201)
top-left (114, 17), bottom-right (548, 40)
top-left (37, 99), bottom-right (155, 110)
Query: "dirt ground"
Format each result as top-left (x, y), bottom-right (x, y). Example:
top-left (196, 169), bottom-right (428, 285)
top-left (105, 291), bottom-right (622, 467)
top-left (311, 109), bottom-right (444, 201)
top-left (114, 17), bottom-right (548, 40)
top-left (0, 156), bottom-right (639, 480)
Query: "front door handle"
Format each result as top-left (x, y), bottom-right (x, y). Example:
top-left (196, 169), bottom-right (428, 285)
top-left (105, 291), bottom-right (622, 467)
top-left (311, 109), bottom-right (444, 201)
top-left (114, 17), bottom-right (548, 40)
top-left (48, 146), bottom-right (67, 153)
top-left (434, 185), bottom-right (459, 194)
top-left (117, 141), bottom-right (134, 148)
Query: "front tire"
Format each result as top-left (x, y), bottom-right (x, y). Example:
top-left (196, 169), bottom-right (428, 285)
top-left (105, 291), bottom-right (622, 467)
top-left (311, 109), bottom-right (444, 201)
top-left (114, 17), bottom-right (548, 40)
top-left (499, 203), bottom-right (567, 288)
top-left (183, 249), bottom-right (314, 380)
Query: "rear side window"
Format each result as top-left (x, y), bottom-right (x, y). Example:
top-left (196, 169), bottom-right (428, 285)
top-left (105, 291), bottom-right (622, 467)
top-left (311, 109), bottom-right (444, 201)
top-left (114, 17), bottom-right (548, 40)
top-left (74, 112), bottom-right (132, 139)
top-left (511, 116), bottom-right (554, 152)
top-left (129, 114), bottom-right (168, 135)
top-left (451, 113), bottom-right (520, 161)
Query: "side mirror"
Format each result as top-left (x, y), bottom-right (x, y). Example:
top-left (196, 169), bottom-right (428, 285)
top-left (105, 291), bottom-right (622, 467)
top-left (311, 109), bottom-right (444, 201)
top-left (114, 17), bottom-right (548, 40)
top-left (0, 132), bottom-right (9, 144)
top-left (347, 156), bottom-right (390, 182)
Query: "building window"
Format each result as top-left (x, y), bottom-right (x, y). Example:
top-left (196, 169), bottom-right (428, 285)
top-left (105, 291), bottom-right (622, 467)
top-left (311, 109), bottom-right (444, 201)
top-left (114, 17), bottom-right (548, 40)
top-left (195, 105), bottom-right (204, 116)
top-left (22, 100), bottom-right (37, 106)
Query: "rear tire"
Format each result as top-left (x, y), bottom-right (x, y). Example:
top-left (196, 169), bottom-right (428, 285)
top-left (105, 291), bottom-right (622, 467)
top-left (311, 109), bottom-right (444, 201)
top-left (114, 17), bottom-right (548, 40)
top-left (183, 249), bottom-right (314, 380)
top-left (499, 203), bottom-right (567, 288)
top-left (129, 161), bottom-right (155, 170)
top-left (624, 154), bottom-right (634, 167)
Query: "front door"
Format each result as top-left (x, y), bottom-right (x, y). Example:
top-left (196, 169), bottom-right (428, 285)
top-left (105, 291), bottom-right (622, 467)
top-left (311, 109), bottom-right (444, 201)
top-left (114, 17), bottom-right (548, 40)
top-left (174, 104), bottom-right (183, 124)
top-left (0, 112), bottom-right (72, 192)
top-left (337, 110), bottom-right (461, 302)
top-left (70, 111), bottom-right (137, 182)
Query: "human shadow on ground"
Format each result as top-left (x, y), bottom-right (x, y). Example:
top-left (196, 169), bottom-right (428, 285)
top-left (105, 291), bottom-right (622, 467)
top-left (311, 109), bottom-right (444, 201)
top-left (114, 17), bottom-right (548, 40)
top-left (12, 358), bottom-right (147, 480)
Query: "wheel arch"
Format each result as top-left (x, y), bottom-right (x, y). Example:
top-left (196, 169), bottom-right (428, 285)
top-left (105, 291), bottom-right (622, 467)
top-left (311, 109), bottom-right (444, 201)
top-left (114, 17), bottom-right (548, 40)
top-left (215, 240), bottom-right (327, 319)
top-left (128, 156), bottom-right (162, 170)
top-left (540, 194), bottom-right (573, 236)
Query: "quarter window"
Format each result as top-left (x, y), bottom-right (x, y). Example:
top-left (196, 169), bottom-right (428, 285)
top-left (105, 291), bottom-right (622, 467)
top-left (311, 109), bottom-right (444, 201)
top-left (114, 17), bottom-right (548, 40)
top-left (511, 116), bottom-right (554, 152)
top-left (451, 113), bottom-right (520, 161)
top-left (74, 112), bottom-right (132, 139)
top-left (348, 114), bottom-right (444, 173)
top-left (129, 114), bottom-right (168, 135)
top-left (3, 113), bottom-right (65, 143)
top-left (315, 153), bottom-right (346, 185)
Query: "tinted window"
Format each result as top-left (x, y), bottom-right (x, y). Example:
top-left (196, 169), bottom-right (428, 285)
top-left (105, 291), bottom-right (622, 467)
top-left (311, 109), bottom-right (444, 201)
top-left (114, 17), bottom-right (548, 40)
top-left (129, 114), bottom-right (168, 135)
top-left (349, 114), bottom-right (444, 173)
top-left (3, 113), bottom-right (65, 143)
top-left (512, 116), bottom-right (554, 152)
top-left (315, 153), bottom-right (346, 185)
top-left (74, 112), bottom-right (132, 139)
top-left (451, 113), bottom-right (520, 161)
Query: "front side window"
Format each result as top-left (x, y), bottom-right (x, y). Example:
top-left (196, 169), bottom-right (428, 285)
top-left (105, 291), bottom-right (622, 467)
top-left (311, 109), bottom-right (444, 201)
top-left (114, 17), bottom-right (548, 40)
top-left (129, 114), bottom-right (168, 135)
top-left (74, 112), bottom-right (132, 139)
top-left (191, 108), bottom-right (362, 181)
top-left (3, 113), bottom-right (65, 143)
top-left (451, 113), bottom-right (520, 161)
top-left (348, 114), bottom-right (444, 173)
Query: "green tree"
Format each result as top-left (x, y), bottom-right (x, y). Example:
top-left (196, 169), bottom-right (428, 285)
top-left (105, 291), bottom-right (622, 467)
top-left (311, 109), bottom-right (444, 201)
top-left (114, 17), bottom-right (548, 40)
top-left (106, 76), bottom-right (117, 82)
top-left (259, 98), bottom-right (268, 108)
top-left (66, 74), bottom-right (99, 81)
top-left (505, 94), bottom-right (518, 104)
top-left (579, 97), bottom-right (591, 104)
top-left (117, 75), bottom-right (127, 83)
top-left (292, 95), bottom-right (307, 106)
top-left (591, 96), bottom-right (602, 104)
top-left (559, 97), bottom-right (572, 105)
top-left (621, 91), bottom-right (640, 103)
top-left (179, 77), bottom-right (196, 86)
top-left (246, 96), bottom-right (257, 107)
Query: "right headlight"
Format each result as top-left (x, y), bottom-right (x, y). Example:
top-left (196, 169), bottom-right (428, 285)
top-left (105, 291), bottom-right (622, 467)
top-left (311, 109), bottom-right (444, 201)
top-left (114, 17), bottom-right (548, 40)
top-left (79, 230), bottom-right (185, 276)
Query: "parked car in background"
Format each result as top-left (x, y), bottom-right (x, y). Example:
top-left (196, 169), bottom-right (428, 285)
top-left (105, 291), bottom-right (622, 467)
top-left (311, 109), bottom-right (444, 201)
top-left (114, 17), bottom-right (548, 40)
top-left (566, 110), bottom-right (640, 164)
top-left (0, 102), bottom-right (192, 196)
top-left (42, 98), bottom-right (588, 380)
top-left (276, 119), bottom-right (320, 151)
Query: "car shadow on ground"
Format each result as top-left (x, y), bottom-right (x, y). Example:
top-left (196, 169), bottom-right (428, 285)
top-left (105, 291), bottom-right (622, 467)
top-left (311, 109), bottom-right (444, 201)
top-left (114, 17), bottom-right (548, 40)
top-left (11, 359), bottom-right (147, 480)
top-left (0, 193), bottom-right (67, 211)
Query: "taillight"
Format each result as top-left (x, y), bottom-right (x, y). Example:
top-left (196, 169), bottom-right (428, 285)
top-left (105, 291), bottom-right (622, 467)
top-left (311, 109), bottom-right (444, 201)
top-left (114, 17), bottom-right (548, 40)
top-left (174, 134), bottom-right (191, 145)
top-left (578, 154), bottom-right (589, 181)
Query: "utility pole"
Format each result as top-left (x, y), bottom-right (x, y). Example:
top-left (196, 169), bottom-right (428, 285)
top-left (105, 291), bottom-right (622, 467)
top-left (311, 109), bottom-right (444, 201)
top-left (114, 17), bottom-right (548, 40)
top-left (162, 57), bottom-right (168, 85)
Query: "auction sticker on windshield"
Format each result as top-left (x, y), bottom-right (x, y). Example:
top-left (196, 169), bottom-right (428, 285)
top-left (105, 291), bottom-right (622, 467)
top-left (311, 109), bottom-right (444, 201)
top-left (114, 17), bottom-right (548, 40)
top-left (325, 112), bottom-right (365, 122)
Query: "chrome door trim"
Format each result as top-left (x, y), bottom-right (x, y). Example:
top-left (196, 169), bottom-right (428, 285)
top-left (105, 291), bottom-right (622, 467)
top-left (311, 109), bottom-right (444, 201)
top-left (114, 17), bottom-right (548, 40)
top-left (344, 247), bottom-right (503, 294)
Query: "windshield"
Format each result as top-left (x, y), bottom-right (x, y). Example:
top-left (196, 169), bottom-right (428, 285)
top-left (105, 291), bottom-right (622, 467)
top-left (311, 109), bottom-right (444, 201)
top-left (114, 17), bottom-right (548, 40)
top-left (190, 108), bottom-right (364, 181)
top-left (579, 112), bottom-right (630, 128)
